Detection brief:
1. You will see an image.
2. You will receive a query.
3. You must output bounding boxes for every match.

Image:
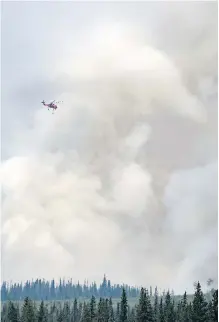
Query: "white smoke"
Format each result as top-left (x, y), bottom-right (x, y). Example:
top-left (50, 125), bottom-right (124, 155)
top-left (1, 2), bottom-right (217, 293)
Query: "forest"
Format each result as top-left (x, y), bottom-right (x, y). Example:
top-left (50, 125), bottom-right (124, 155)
top-left (1, 278), bottom-right (218, 322)
top-left (1, 276), bottom-right (140, 301)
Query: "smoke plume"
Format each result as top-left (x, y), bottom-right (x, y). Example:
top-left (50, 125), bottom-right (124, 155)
top-left (1, 1), bottom-right (217, 293)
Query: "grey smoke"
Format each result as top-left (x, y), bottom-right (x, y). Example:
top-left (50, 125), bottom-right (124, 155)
top-left (1, 1), bottom-right (217, 293)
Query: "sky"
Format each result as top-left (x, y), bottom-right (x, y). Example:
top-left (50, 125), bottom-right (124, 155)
top-left (1, 1), bottom-right (218, 294)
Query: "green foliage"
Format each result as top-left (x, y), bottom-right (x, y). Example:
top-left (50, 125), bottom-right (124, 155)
top-left (109, 297), bottom-right (115, 322)
top-left (1, 281), bottom-right (217, 322)
top-left (208, 289), bottom-right (218, 322)
top-left (164, 291), bottom-right (175, 322)
top-left (192, 282), bottom-right (208, 322)
top-left (120, 288), bottom-right (128, 322)
top-left (37, 300), bottom-right (48, 322)
top-left (136, 288), bottom-right (153, 322)
top-left (21, 296), bottom-right (36, 322)
top-left (90, 295), bottom-right (97, 321)
top-left (8, 300), bottom-right (19, 322)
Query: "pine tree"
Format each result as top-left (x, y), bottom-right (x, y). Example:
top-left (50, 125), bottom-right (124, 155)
top-left (78, 302), bottom-right (83, 321)
top-left (49, 302), bottom-right (56, 322)
top-left (57, 309), bottom-right (64, 322)
top-left (153, 287), bottom-right (159, 322)
top-left (180, 291), bottom-right (190, 322)
top-left (104, 298), bottom-right (110, 322)
top-left (82, 303), bottom-right (91, 322)
top-left (73, 298), bottom-right (78, 322)
top-left (8, 301), bottom-right (19, 322)
top-left (37, 300), bottom-right (48, 322)
top-left (176, 301), bottom-right (182, 321)
top-left (137, 288), bottom-right (146, 322)
top-left (97, 298), bottom-right (106, 322)
top-left (116, 303), bottom-right (120, 322)
top-left (109, 297), bottom-right (115, 322)
top-left (63, 301), bottom-right (71, 322)
top-left (164, 291), bottom-right (175, 322)
top-left (90, 295), bottom-right (97, 322)
top-left (21, 296), bottom-right (36, 322)
top-left (137, 288), bottom-right (153, 322)
top-left (120, 288), bottom-right (128, 322)
top-left (50, 279), bottom-right (56, 300)
top-left (159, 298), bottom-right (165, 322)
top-left (209, 289), bottom-right (218, 322)
top-left (128, 307), bottom-right (135, 322)
top-left (192, 282), bottom-right (208, 322)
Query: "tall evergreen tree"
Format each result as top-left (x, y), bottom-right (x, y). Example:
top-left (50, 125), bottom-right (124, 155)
top-left (164, 291), bottom-right (175, 322)
top-left (73, 298), bottom-right (78, 322)
top-left (82, 303), bottom-right (91, 322)
top-left (180, 291), bottom-right (190, 322)
top-left (90, 295), bottom-right (97, 322)
top-left (97, 298), bottom-right (106, 322)
top-left (128, 307), bottom-right (135, 322)
top-left (37, 300), bottom-right (48, 322)
top-left (63, 302), bottom-right (71, 322)
top-left (153, 287), bottom-right (159, 322)
top-left (8, 301), bottom-right (19, 322)
top-left (209, 289), bottom-right (218, 322)
top-left (104, 298), bottom-right (110, 322)
top-left (159, 298), bottom-right (165, 322)
top-left (137, 288), bottom-right (153, 322)
top-left (78, 302), bottom-right (83, 321)
top-left (116, 303), bottom-right (120, 322)
top-left (21, 296), bottom-right (36, 322)
top-left (120, 288), bottom-right (128, 322)
top-left (192, 282), bottom-right (208, 322)
top-left (108, 298), bottom-right (115, 322)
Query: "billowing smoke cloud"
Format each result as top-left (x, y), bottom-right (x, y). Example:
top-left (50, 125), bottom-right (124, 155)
top-left (1, 1), bottom-right (217, 293)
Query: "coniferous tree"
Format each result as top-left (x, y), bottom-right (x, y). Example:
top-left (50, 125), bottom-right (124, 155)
top-left (209, 289), bottom-right (218, 322)
top-left (63, 301), bottom-right (71, 322)
top-left (159, 298), bottom-right (165, 322)
top-left (82, 303), bottom-right (91, 322)
top-left (73, 298), bottom-right (78, 322)
top-left (164, 291), bottom-right (175, 322)
top-left (145, 289), bottom-right (153, 322)
top-left (78, 302), bottom-right (83, 321)
top-left (1, 282), bottom-right (8, 301)
top-left (137, 288), bottom-right (153, 322)
top-left (149, 287), bottom-right (152, 298)
top-left (90, 295), bottom-right (97, 322)
top-left (8, 301), bottom-right (19, 322)
top-left (1, 280), bottom-right (218, 322)
top-left (108, 297), bottom-right (115, 322)
top-left (57, 309), bottom-right (64, 322)
top-left (192, 282), bottom-right (208, 322)
top-left (37, 300), bottom-right (48, 322)
top-left (104, 298), bottom-right (110, 322)
top-left (21, 297), bottom-right (36, 322)
top-left (153, 287), bottom-right (159, 322)
top-left (137, 288), bottom-right (147, 322)
top-left (176, 301), bottom-right (182, 321)
top-left (180, 291), bottom-right (190, 322)
top-left (128, 307), bottom-right (135, 322)
top-left (49, 302), bottom-right (56, 322)
top-left (116, 303), bottom-right (120, 322)
top-left (50, 280), bottom-right (56, 300)
top-left (97, 298), bottom-right (106, 322)
top-left (120, 288), bottom-right (128, 322)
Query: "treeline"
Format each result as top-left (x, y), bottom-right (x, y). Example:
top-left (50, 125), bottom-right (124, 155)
top-left (1, 282), bottom-right (218, 322)
top-left (1, 276), bottom-right (141, 301)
